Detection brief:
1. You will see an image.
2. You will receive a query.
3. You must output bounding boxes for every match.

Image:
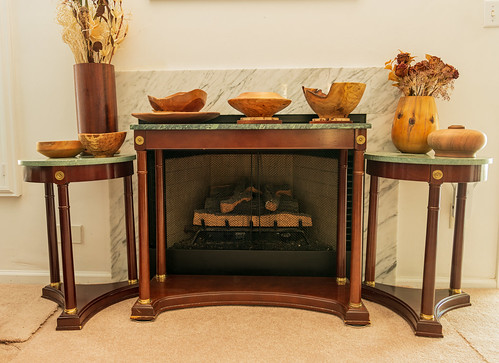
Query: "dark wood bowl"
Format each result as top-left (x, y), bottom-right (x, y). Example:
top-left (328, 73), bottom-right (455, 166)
top-left (36, 140), bottom-right (84, 158)
top-left (148, 89), bottom-right (207, 112)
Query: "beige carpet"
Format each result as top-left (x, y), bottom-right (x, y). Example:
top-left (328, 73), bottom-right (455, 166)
top-left (1, 287), bottom-right (498, 362)
top-left (0, 284), bottom-right (58, 343)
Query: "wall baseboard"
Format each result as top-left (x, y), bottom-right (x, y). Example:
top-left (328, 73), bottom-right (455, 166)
top-left (396, 276), bottom-right (497, 289)
top-left (0, 270), bottom-right (112, 284)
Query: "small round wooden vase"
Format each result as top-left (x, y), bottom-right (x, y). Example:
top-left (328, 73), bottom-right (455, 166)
top-left (74, 63), bottom-right (118, 134)
top-left (391, 96), bottom-right (439, 154)
top-left (427, 125), bottom-right (487, 158)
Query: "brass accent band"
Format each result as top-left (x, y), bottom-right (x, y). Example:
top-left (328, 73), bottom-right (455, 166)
top-left (50, 282), bottom-right (62, 289)
top-left (64, 307), bottom-right (77, 315)
top-left (128, 279), bottom-right (138, 285)
top-left (336, 277), bottom-right (347, 285)
top-left (55, 171), bottom-right (65, 181)
top-left (135, 136), bottom-right (145, 145)
top-left (138, 298), bottom-right (151, 305)
top-left (432, 170), bottom-right (443, 180)
top-left (451, 288), bottom-right (462, 294)
top-left (420, 313), bottom-right (434, 321)
top-left (364, 281), bottom-right (375, 287)
top-left (156, 274), bottom-right (166, 282)
top-left (349, 302), bottom-right (363, 309)
top-left (356, 135), bottom-right (366, 145)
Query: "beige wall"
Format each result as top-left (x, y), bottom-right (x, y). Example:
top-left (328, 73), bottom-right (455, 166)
top-left (1, 0), bottom-right (498, 287)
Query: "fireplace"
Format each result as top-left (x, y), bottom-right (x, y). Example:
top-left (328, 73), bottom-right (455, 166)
top-left (145, 115), bottom-right (363, 277)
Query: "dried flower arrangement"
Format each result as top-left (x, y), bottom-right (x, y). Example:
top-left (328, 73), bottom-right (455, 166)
top-left (385, 51), bottom-right (459, 100)
top-left (56, 0), bottom-right (128, 64)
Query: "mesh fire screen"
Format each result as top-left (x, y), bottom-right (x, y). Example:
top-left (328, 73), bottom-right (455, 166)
top-left (164, 151), bottom-right (339, 253)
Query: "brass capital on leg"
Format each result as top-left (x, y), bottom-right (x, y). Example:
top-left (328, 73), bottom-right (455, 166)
top-left (349, 301), bottom-right (363, 309)
top-left (138, 298), bottom-right (151, 305)
top-left (64, 307), bottom-right (78, 315)
top-left (50, 281), bottom-right (62, 289)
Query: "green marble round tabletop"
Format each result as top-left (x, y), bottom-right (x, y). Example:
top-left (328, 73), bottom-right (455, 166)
top-left (18, 154), bottom-right (136, 167)
top-left (365, 152), bottom-right (492, 166)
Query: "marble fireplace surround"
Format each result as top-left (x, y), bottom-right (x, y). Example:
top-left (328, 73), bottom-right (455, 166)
top-left (109, 67), bottom-right (400, 284)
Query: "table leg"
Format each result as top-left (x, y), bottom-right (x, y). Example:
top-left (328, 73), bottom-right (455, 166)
top-left (420, 182), bottom-right (441, 320)
top-left (124, 175), bottom-right (138, 284)
top-left (349, 149), bottom-right (364, 308)
top-left (44, 183), bottom-right (61, 288)
top-left (137, 150), bottom-right (151, 304)
top-left (364, 175), bottom-right (379, 287)
top-left (450, 183), bottom-right (467, 293)
top-left (155, 150), bottom-right (166, 281)
top-left (56, 183), bottom-right (77, 314)
top-left (336, 150), bottom-right (348, 285)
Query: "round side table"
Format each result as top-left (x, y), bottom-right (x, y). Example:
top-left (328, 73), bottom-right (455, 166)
top-left (362, 152), bottom-right (492, 337)
top-left (19, 155), bottom-right (139, 330)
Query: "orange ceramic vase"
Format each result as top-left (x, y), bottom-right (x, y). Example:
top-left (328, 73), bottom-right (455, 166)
top-left (391, 96), bottom-right (439, 153)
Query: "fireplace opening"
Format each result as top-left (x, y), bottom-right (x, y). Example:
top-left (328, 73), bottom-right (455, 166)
top-left (147, 149), bottom-right (353, 277)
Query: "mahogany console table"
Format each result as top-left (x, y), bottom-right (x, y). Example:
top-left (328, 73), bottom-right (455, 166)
top-left (130, 121), bottom-right (371, 325)
top-left (362, 152), bottom-right (492, 337)
top-left (19, 155), bottom-right (139, 330)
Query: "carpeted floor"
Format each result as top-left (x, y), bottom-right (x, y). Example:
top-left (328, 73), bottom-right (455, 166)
top-left (0, 285), bottom-right (497, 362)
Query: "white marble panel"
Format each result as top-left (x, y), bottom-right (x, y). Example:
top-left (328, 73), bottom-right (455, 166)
top-left (109, 67), bottom-right (401, 283)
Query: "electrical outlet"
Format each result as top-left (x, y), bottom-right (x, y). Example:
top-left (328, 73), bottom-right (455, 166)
top-left (484, 1), bottom-right (499, 27)
top-left (56, 224), bottom-right (83, 244)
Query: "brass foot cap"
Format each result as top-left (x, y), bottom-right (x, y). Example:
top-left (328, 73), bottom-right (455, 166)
top-left (450, 288), bottom-right (462, 294)
top-left (50, 282), bottom-right (62, 289)
top-left (420, 313), bottom-right (434, 321)
top-left (336, 277), bottom-right (347, 285)
top-left (128, 279), bottom-right (138, 285)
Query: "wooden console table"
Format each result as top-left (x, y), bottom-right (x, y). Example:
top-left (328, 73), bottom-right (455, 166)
top-left (130, 121), bottom-right (371, 325)
top-left (362, 152), bottom-right (492, 337)
top-left (19, 155), bottom-right (139, 330)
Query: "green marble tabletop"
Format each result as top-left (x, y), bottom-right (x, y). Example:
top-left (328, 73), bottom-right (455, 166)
top-left (130, 123), bottom-right (372, 131)
top-left (18, 154), bottom-right (136, 167)
top-left (365, 152), bottom-right (493, 166)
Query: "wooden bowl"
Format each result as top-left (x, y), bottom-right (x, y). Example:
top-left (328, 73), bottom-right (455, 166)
top-left (78, 132), bottom-right (126, 158)
top-left (36, 140), bottom-right (84, 158)
top-left (302, 83), bottom-right (366, 119)
top-left (227, 92), bottom-right (291, 117)
top-left (427, 125), bottom-right (487, 158)
top-left (148, 89), bottom-right (207, 112)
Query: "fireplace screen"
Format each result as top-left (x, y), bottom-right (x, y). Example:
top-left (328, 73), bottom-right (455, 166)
top-left (155, 150), bottom-right (344, 276)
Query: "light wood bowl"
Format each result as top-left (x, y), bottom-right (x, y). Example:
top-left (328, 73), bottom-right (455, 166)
top-left (228, 92), bottom-right (291, 117)
top-left (148, 89), bottom-right (207, 112)
top-left (36, 140), bottom-right (84, 158)
top-left (78, 132), bottom-right (126, 158)
top-left (302, 83), bottom-right (366, 119)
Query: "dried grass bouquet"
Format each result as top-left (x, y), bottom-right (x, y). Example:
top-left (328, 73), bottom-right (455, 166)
top-left (56, 0), bottom-right (128, 64)
top-left (385, 51), bottom-right (459, 100)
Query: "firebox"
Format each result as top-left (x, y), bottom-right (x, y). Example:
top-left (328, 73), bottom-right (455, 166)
top-left (146, 115), bottom-right (363, 277)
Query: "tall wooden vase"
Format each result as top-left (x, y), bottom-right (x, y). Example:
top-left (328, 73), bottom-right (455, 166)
top-left (74, 63), bottom-right (118, 134)
top-left (391, 96), bottom-right (439, 154)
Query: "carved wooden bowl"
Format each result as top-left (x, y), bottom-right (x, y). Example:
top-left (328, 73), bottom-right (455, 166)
top-left (227, 92), bottom-right (292, 117)
top-left (78, 132), bottom-right (126, 158)
top-left (148, 89), bottom-right (207, 112)
top-left (36, 140), bottom-right (84, 158)
top-left (302, 82), bottom-right (366, 119)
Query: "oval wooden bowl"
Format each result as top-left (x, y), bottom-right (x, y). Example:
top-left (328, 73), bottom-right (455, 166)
top-left (227, 92), bottom-right (291, 117)
top-left (427, 125), bottom-right (487, 158)
top-left (302, 83), bottom-right (366, 119)
top-left (78, 132), bottom-right (126, 158)
top-left (36, 140), bottom-right (84, 158)
top-left (148, 89), bottom-right (207, 112)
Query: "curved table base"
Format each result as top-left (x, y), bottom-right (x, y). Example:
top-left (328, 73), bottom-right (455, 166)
top-left (131, 275), bottom-right (370, 326)
top-left (362, 283), bottom-right (471, 337)
top-left (42, 282), bottom-right (139, 330)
